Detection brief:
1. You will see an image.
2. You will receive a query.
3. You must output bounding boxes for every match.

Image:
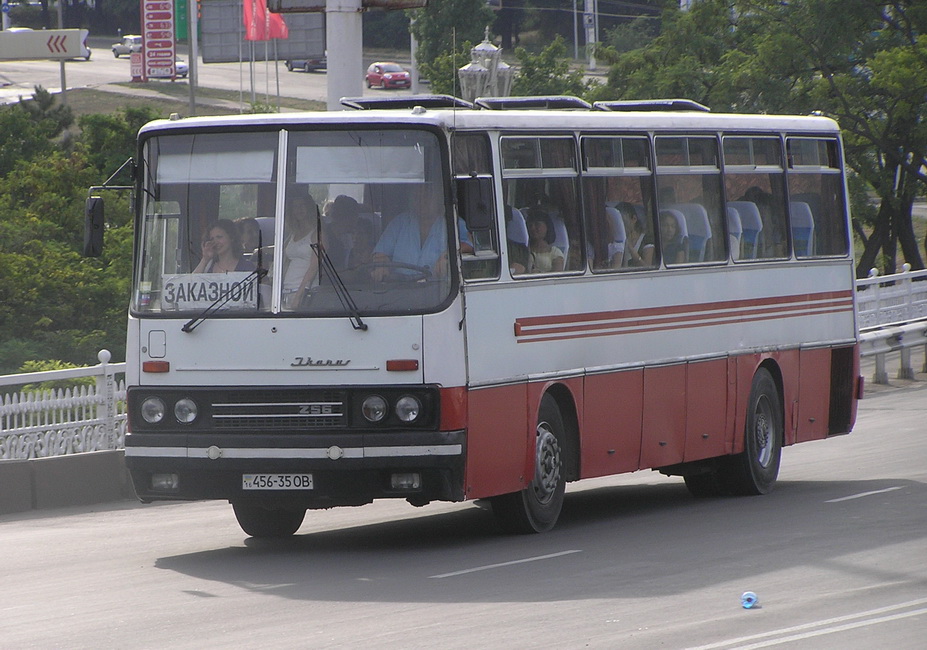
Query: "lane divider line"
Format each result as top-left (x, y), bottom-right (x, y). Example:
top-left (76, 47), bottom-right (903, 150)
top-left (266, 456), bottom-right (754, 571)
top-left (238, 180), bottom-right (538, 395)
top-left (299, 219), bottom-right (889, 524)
top-left (429, 550), bottom-right (582, 579)
top-left (825, 486), bottom-right (903, 503)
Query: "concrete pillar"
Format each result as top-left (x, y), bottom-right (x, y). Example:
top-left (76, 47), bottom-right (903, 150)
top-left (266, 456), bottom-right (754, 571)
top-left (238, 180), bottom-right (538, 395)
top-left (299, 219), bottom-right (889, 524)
top-left (326, 0), bottom-right (364, 111)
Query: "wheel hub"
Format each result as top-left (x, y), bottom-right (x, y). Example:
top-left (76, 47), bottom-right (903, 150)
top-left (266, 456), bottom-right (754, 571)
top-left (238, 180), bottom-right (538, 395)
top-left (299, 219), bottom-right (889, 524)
top-left (533, 423), bottom-right (561, 504)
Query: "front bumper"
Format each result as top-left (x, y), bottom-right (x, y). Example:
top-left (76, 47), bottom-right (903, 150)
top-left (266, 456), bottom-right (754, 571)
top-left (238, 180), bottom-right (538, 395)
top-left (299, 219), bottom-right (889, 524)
top-left (125, 428), bottom-right (466, 507)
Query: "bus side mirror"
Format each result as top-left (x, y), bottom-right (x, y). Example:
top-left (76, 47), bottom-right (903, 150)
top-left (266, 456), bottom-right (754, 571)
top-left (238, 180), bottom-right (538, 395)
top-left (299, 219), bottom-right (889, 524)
top-left (83, 196), bottom-right (105, 257)
top-left (457, 177), bottom-right (494, 231)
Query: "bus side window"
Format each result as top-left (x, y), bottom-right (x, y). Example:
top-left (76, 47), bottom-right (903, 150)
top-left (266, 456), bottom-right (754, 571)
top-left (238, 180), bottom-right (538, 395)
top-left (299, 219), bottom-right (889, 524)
top-left (655, 136), bottom-right (726, 264)
top-left (502, 136), bottom-right (581, 274)
top-left (453, 133), bottom-right (500, 280)
top-left (786, 138), bottom-right (848, 257)
top-left (723, 136), bottom-right (789, 260)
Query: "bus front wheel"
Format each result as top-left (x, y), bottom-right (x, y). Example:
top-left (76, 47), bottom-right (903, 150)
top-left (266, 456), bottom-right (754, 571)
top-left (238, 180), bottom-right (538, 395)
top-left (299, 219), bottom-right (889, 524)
top-left (491, 394), bottom-right (566, 534)
top-left (721, 368), bottom-right (782, 495)
top-left (232, 503), bottom-right (306, 538)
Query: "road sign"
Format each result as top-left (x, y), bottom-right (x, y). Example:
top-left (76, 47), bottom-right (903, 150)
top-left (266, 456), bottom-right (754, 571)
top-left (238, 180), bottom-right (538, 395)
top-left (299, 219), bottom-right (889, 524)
top-left (0, 29), bottom-right (90, 60)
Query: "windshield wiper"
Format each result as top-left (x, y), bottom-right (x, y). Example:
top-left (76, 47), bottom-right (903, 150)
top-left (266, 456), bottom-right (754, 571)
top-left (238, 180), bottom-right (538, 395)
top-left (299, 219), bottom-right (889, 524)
top-left (311, 241), bottom-right (368, 331)
top-left (181, 267), bottom-right (267, 333)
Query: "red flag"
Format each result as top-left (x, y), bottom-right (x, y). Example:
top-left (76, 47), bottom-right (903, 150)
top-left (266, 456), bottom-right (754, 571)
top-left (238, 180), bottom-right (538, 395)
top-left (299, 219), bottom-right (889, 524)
top-left (244, 0), bottom-right (288, 41)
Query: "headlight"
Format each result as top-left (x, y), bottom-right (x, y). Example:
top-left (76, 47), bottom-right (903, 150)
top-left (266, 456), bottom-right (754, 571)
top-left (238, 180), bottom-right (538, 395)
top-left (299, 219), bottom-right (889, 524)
top-left (174, 398), bottom-right (198, 424)
top-left (362, 395), bottom-right (388, 423)
top-left (141, 397), bottom-right (166, 424)
top-left (395, 395), bottom-right (421, 423)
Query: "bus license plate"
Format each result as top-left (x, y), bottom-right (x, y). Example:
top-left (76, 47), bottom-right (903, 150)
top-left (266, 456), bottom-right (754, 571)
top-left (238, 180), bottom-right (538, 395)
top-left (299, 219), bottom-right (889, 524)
top-left (242, 474), bottom-right (313, 490)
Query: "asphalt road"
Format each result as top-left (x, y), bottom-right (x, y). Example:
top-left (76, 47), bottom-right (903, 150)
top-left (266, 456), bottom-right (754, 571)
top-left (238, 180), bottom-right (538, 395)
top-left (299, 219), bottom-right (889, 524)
top-left (1, 379), bottom-right (925, 648)
top-left (0, 43), bottom-right (416, 106)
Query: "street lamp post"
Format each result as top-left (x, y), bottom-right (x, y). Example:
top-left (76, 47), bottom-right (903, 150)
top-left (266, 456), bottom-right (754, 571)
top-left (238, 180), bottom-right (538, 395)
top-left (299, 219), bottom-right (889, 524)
top-left (457, 28), bottom-right (513, 103)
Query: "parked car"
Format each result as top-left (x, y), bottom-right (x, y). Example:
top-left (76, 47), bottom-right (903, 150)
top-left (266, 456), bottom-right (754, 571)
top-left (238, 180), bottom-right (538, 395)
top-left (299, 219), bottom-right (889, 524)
top-left (285, 57), bottom-right (326, 73)
top-left (112, 35), bottom-right (142, 58)
top-left (365, 62), bottom-right (411, 89)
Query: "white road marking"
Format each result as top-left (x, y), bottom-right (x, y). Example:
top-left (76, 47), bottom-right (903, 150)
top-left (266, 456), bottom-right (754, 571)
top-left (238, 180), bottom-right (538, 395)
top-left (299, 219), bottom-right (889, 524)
top-left (825, 486), bottom-right (903, 502)
top-left (686, 597), bottom-right (927, 650)
top-left (429, 550), bottom-right (582, 579)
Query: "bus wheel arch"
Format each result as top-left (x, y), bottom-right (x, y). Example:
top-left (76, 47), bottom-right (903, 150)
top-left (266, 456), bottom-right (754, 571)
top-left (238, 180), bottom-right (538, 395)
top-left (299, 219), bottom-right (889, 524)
top-left (721, 365), bottom-right (784, 495)
top-left (545, 383), bottom-right (580, 482)
top-left (490, 388), bottom-right (576, 534)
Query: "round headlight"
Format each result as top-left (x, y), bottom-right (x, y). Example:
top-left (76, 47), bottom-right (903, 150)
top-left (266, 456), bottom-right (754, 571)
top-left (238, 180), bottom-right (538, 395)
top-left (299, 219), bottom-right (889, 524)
top-left (174, 398), bottom-right (198, 424)
top-left (141, 397), bottom-right (166, 424)
top-left (395, 395), bottom-right (421, 423)
top-left (362, 395), bottom-right (388, 423)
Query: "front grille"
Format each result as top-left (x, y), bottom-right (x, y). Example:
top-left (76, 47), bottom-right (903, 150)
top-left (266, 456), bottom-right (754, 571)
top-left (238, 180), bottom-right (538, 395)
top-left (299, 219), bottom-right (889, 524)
top-left (212, 389), bottom-right (346, 430)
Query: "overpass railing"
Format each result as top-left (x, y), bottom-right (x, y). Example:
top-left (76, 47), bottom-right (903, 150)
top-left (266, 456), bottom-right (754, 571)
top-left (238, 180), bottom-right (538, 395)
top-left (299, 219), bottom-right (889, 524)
top-left (0, 350), bottom-right (126, 461)
top-left (1, 268), bottom-right (926, 460)
top-left (856, 265), bottom-right (927, 384)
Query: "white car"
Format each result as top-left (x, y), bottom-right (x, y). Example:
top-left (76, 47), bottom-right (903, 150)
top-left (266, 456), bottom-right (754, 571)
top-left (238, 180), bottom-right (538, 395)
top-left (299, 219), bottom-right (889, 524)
top-left (112, 35), bottom-right (142, 58)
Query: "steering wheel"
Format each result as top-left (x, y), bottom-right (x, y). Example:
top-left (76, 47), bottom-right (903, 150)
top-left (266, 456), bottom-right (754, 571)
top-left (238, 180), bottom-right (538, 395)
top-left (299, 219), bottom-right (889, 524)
top-left (354, 260), bottom-right (433, 282)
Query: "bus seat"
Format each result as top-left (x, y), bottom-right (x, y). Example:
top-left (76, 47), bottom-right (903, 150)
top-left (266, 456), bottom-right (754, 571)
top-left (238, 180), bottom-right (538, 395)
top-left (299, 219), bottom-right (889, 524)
top-left (551, 215), bottom-right (570, 266)
top-left (254, 217), bottom-right (275, 248)
top-left (672, 203), bottom-right (711, 262)
top-left (727, 207), bottom-right (742, 260)
top-left (728, 201), bottom-right (762, 258)
top-left (790, 201), bottom-right (815, 256)
top-left (506, 206), bottom-right (529, 246)
top-left (604, 206), bottom-right (627, 266)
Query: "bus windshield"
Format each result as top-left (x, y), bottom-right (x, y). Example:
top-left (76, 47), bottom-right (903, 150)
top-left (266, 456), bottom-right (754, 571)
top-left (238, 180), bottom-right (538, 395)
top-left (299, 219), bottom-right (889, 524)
top-left (134, 127), bottom-right (453, 318)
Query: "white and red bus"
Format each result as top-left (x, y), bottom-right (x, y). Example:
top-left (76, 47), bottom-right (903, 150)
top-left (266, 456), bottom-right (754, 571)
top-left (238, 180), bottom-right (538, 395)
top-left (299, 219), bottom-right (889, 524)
top-left (86, 96), bottom-right (861, 537)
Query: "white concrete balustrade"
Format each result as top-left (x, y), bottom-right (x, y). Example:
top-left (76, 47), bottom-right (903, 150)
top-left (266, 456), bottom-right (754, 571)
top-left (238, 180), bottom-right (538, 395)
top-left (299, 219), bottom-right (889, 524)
top-left (0, 350), bottom-right (126, 461)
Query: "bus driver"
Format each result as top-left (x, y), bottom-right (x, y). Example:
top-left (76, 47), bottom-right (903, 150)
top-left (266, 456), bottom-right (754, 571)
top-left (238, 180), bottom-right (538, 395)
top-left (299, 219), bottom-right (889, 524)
top-left (371, 183), bottom-right (472, 280)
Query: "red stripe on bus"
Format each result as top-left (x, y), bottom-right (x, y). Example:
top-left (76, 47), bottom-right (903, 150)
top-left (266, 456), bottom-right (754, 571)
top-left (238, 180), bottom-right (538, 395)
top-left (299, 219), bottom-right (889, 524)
top-left (516, 305), bottom-right (852, 344)
top-left (514, 291), bottom-right (853, 343)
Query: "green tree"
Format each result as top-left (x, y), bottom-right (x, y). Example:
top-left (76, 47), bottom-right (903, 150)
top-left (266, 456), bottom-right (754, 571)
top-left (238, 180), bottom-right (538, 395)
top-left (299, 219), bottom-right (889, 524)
top-left (0, 96), bottom-right (145, 373)
top-left (419, 42), bottom-right (474, 96)
top-left (511, 36), bottom-right (594, 98)
top-left (409, 0), bottom-right (495, 69)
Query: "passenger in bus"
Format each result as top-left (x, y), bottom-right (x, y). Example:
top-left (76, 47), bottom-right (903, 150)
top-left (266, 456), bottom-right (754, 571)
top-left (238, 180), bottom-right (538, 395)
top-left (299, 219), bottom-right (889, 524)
top-left (282, 191), bottom-right (320, 308)
top-left (323, 195), bottom-right (376, 271)
top-left (622, 206), bottom-right (654, 267)
top-left (526, 209), bottom-right (565, 273)
top-left (659, 210), bottom-right (688, 264)
top-left (504, 204), bottom-right (530, 274)
top-left (371, 183), bottom-right (471, 280)
top-left (235, 217), bottom-right (262, 255)
top-left (192, 219), bottom-right (256, 274)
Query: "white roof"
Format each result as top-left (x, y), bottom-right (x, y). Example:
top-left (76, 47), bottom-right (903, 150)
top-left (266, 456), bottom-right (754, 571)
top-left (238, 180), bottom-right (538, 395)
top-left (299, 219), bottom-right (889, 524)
top-left (139, 105), bottom-right (841, 138)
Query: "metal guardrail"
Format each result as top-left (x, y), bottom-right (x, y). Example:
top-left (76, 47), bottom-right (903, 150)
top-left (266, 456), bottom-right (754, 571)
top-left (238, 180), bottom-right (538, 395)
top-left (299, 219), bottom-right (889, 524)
top-left (0, 350), bottom-right (126, 461)
top-left (856, 265), bottom-right (927, 384)
top-left (1, 268), bottom-right (926, 460)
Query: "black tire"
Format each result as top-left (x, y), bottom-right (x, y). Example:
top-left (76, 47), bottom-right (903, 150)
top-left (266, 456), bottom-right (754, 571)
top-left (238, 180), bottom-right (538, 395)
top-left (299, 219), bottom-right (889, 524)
top-left (113, 50), bottom-right (120, 58)
top-left (720, 368), bottom-right (782, 495)
top-left (491, 394), bottom-right (566, 533)
top-left (232, 503), bottom-right (306, 538)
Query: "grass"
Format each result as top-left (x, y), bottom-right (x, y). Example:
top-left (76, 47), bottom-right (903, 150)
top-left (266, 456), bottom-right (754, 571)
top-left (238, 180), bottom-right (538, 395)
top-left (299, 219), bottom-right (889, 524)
top-left (59, 83), bottom-right (325, 119)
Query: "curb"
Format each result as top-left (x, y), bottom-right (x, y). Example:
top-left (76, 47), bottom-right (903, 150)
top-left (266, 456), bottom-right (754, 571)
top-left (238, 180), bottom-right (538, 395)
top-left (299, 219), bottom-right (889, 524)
top-left (0, 450), bottom-right (136, 516)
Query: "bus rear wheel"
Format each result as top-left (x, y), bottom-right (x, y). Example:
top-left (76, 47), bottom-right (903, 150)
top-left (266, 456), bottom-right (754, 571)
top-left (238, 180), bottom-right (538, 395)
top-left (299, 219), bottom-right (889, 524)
top-left (491, 394), bottom-right (566, 534)
top-left (232, 503), bottom-right (306, 538)
top-left (720, 368), bottom-right (782, 495)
